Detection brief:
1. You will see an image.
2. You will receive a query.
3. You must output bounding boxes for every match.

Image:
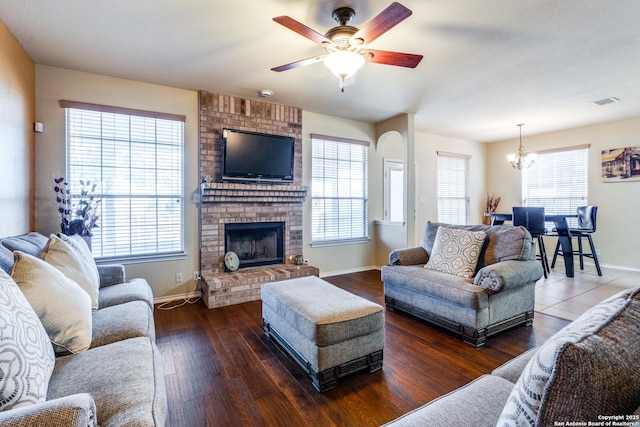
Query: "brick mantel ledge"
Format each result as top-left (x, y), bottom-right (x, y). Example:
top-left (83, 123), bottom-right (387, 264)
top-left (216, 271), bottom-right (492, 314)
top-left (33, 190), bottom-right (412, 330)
top-left (201, 182), bottom-right (308, 204)
top-left (201, 264), bottom-right (320, 308)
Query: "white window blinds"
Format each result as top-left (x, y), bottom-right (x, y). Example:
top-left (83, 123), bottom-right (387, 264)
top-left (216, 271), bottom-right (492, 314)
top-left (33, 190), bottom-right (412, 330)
top-left (311, 134), bottom-right (369, 244)
top-left (437, 152), bottom-right (470, 225)
top-left (522, 146), bottom-right (588, 226)
top-left (62, 101), bottom-right (185, 260)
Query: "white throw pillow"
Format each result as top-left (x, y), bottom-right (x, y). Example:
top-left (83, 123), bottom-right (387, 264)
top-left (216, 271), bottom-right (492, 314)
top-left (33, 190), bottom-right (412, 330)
top-left (10, 251), bottom-right (92, 355)
top-left (41, 234), bottom-right (99, 310)
top-left (0, 269), bottom-right (55, 411)
top-left (57, 233), bottom-right (97, 272)
top-left (425, 227), bottom-right (487, 278)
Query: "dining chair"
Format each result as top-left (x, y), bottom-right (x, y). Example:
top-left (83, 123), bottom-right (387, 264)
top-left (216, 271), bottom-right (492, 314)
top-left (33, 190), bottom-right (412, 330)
top-left (551, 206), bottom-right (602, 276)
top-left (512, 206), bottom-right (549, 278)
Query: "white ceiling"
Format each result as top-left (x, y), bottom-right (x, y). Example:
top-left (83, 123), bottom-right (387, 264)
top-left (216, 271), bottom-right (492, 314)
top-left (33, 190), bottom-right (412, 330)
top-left (2, 0), bottom-right (640, 142)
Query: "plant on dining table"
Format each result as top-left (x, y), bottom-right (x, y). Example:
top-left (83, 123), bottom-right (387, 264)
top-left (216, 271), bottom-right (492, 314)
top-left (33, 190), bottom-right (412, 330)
top-left (53, 176), bottom-right (101, 236)
top-left (486, 194), bottom-right (501, 214)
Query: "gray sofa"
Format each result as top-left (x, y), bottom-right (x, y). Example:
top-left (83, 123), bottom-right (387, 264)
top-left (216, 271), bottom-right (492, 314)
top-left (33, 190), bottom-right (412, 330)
top-left (0, 232), bottom-right (166, 426)
top-left (381, 222), bottom-right (543, 346)
top-left (384, 286), bottom-right (640, 426)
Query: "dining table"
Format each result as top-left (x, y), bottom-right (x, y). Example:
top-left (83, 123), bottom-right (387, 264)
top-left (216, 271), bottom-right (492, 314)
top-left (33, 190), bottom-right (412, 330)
top-left (485, 213), bottom-right (576, 277)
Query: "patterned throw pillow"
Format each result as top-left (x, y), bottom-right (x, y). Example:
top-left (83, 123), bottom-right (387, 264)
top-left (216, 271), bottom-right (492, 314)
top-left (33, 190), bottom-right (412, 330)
top-left (0, 269), bottom-right (55, 411)
top-left (497, 287), bottom-right (640, 427)
top-left (425, 227), bottom-right (487, 278)
top-left (41, 234), bottom-right (100, 310)
top-left (10, 251), bottom-right (93, 355)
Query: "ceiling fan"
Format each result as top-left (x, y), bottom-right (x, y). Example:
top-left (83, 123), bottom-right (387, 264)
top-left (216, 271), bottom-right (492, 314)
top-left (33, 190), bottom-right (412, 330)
top-left (271, 2), bottom-right (423, 92)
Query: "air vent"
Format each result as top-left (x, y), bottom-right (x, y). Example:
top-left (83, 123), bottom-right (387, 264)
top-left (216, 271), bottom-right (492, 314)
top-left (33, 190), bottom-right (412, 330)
top-left (591, 97), bottom-right (620, 106)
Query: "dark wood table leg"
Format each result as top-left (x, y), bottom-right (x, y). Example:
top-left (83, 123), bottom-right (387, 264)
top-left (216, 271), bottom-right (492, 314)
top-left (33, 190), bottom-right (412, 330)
top-left (549, 215), bottom-right (574, 277)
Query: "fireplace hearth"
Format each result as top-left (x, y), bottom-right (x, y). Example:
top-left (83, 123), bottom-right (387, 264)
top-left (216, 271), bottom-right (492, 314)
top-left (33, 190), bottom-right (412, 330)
top-left (225, 221), bottom-right (284, 270)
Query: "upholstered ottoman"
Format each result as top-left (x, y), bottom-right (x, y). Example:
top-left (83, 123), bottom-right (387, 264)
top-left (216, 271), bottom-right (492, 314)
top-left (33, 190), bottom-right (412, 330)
top-left (261, 276), bottom-right (385, 392)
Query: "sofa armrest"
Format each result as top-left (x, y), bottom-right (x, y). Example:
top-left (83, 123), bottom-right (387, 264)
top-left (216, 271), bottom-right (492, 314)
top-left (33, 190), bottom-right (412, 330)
top-left (389, 247), bottom-right (428, 266)
top-left (474, 260), bottom-right (543, 292)
top-left (491, 346), bottom-right (539, 383)
top-left (0, 393), bottom-right (96, 427)
top-left (97, 264), bottom-right (126, 288)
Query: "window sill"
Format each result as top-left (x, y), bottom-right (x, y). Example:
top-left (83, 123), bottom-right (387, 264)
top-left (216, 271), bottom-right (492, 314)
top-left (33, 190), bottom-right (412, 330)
top-left (374, 220), bottom-right (406, 227)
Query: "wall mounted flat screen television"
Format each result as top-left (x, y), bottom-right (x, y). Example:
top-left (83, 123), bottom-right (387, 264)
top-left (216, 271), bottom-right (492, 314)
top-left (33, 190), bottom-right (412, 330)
top-left (222, 129), bottom-right (295, 183)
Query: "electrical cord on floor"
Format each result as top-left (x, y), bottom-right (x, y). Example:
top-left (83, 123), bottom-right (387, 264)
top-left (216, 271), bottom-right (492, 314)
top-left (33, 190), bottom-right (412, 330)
top-left (156, 279), bottom-right (201, 310)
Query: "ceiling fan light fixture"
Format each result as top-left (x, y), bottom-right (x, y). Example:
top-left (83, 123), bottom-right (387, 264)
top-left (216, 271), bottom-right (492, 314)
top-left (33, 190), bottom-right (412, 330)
top-left (323, 50), bottom-right (365, 80)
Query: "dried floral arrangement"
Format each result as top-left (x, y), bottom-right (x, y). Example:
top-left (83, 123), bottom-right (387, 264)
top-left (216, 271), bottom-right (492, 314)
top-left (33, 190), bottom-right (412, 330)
top-left (486, 194), bottom-right (501, 213)
top-left (53, 176), bottom-right (101, 236)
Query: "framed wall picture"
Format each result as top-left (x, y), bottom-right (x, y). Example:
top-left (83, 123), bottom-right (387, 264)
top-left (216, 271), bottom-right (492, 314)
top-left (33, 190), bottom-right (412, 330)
top-left (601, 146), bottom-right (640, 182)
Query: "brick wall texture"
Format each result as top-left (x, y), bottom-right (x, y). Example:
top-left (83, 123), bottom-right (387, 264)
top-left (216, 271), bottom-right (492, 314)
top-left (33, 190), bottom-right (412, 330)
top-left (199, 91), bottom-right (309, 307)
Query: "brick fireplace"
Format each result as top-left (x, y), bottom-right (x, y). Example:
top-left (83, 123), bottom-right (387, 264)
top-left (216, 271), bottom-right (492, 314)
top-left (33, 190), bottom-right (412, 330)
top-left (199, 91), bottom-right (318, 308)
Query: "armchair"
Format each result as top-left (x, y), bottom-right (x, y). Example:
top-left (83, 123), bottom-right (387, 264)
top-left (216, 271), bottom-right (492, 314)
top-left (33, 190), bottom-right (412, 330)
top-left (381, 222), bottom-right (543, 347)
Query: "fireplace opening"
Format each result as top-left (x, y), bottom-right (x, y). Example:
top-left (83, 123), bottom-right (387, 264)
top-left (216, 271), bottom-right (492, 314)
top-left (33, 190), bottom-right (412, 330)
top-left (224, 221), bottom-right (284, 270)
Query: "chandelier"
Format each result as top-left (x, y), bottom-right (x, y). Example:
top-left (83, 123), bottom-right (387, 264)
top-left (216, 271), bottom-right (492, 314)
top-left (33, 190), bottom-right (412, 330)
top-left (507, 124), bottom-right (537, 170)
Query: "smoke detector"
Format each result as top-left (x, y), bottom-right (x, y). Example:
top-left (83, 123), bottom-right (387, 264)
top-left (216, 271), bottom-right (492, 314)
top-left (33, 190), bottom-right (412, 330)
top-left (258, 89), bottom-right (274, 98)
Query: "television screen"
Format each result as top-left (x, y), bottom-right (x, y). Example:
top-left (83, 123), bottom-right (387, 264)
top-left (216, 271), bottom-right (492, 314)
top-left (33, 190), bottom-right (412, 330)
top-left (222, 129), bottom-right (295, 183)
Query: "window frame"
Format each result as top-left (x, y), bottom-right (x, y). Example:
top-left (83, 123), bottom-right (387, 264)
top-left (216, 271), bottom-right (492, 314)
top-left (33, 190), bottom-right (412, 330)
top-left (61, 100), bottom-right (186, 262)
top-left (310, 133), bottom-right (370, 246)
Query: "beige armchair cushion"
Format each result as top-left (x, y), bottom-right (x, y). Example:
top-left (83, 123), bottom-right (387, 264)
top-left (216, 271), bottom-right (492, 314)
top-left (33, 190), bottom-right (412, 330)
top-left (40, 234), bottom-right (99, 310)
top-left (10, 251), bottom-right (92, 355)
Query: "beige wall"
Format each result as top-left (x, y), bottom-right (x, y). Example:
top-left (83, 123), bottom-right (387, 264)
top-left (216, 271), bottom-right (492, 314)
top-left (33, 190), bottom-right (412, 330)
top-left (0, 19), bottom-right (35, 235)
top-left (486, 117), bottom-right (640, 270)
top-left (302, 111), bottom-right (379, 275)
top-left (34, 65), bottom-right (200, 299)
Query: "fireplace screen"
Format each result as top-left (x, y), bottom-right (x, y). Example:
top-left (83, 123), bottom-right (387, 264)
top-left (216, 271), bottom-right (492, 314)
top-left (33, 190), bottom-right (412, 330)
top-left (224, 221), bottom-right (284, 270)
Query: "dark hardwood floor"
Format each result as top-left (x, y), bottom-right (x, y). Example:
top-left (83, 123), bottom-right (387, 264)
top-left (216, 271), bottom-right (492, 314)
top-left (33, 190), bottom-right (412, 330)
top-left (154, 270), bottom-right (569, 427)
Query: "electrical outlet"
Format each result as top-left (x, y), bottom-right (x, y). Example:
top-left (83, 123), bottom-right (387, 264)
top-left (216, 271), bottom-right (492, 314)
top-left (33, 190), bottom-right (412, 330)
top-left (175, 272), bottom-right (183, 283)
top-left (193, 271), bottom-right (200, 281)
top-left (595, 248), bottom-right (601, 256)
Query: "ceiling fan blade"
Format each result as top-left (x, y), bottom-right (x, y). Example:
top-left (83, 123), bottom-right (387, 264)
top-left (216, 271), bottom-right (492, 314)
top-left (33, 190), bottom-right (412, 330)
top-left (271, 55), bottom-right (325, 72)
top-left (350, 2), bottom-right (412, 46)
top-left (273, 16), bottom-right (332, 46)
top-left (366, 49), bottom-right (423, 68)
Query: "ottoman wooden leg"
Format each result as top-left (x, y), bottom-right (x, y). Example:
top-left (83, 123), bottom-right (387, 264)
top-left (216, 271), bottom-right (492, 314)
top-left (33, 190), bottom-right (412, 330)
top-left (264, 320), bottom-right (384, 392)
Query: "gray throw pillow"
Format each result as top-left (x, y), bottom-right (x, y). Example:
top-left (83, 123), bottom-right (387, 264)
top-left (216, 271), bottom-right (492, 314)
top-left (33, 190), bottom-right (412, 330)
top-left (497, 287), bottom-right (640, 426)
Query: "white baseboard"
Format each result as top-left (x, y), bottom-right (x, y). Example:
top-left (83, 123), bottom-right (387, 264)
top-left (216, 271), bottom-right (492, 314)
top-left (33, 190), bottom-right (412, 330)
top-left (550, 257), bottom-right (640, 273)
top-left (154, 290), bottom-right (201, 305)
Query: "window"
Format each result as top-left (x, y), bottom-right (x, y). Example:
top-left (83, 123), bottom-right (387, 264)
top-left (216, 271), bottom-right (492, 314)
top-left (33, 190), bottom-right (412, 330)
top-left (437, 152), bottom-right (470, 225)
top-left (383, 159), bottom-right (404, 222)
top-left (61, 101), bottom-right (185, 260)
top-left (311, 134), bottom-right (369, 245)
top-left (522, 145), bottom-right (589, 226)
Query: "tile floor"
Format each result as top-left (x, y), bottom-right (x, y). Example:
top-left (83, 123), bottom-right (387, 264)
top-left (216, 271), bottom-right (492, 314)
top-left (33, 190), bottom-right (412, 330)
top-left (535, 260), bottom-right (640, 320)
